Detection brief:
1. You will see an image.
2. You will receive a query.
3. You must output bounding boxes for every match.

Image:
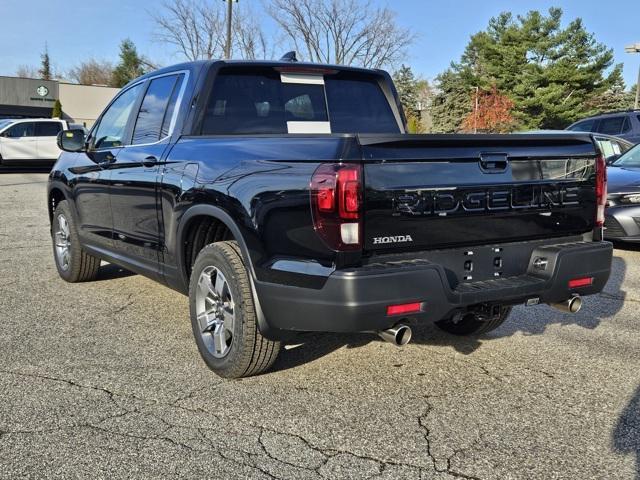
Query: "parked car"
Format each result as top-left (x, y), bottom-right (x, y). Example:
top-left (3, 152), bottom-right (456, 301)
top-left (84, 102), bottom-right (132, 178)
top-left (48, 60), bottom-right (612, 378)
top-left (603, 144), bottom-right (640, 242)
top-left (0, 118), bottom-right (81, 166)
top-left (524, 130), bottom-right (633, 163)
top-left (566, 110), bottom-right (640, 144)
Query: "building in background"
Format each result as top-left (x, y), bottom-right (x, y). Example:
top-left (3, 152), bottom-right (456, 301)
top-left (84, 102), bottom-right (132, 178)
top-left (0, 76), bottom-right (118, 127)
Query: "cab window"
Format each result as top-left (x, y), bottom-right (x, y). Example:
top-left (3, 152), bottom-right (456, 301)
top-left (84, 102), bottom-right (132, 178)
top-left (132, 74), bottom-right (183, 145)
top-left (35, 122), bottom-right (62, 137)
top-left (92, 83), bottom-right (144, 150)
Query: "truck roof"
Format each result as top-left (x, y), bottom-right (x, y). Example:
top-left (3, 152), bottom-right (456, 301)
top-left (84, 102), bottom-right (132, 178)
top-left (127, 59), bottom-right (386, 88)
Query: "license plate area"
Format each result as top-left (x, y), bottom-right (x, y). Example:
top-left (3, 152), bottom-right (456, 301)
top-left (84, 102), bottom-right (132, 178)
top-left (419, 240), bottom-right (562, 289)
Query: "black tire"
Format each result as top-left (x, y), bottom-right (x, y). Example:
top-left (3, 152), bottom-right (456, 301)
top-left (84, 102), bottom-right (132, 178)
top-left (51, 200), bottom-right (101, 282)
top-left (189, 241), bottom-right (281, 378)
top-left (436, 307), bottom-right (512, 336)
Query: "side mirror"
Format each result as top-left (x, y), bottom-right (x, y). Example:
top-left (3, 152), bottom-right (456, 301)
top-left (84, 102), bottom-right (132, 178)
top-left (606, 154), bottom-right (621, 165)
top-left (57, 129), bottom-right (86, 152)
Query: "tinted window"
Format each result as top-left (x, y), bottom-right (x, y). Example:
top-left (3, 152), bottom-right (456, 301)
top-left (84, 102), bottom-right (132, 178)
top-left (201, 68), bottom-right (399, 135)
top-left (6, 122), bottom-right (34, 138)
top-left (621, 117), bottom-right (631, 133)
top-left (325, 77), bottom-right (400, 133)
top-left (202, 70), bottom-right (328, 135)
top-left (160, 74), bottom-right (185, 138)
top-left (92, 83), bottom-right (144, 149)
top-left (597, 116), bottom-right (625, 135)
top-left (35, 122), bottom-right (62, 137)
top-left (567, 119), bottom-right (595, 132)
top-left (132, 74), bottom-right (181, 145)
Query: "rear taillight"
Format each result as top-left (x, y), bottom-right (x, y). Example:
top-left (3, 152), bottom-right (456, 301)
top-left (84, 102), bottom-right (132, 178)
top-left (310, 163), bottom-right (362, 251)
top-left (595, 154), bottom-right (607, 228)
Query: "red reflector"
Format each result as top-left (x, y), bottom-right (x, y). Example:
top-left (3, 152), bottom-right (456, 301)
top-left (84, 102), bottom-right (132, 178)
top-left (568, 277), bottom-right (593, 288)
top-left (386, 302), bottom-right (422, 316)
top-left (317, 188), bottom-right (334, 211)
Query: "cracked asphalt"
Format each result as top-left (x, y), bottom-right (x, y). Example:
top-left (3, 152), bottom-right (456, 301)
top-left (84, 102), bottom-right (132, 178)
top-left (1, 171), bottom-right (639, 479)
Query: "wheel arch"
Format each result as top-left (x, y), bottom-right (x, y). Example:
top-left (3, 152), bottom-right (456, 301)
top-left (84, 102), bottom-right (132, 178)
top-left (48, 186), bottom-right (68, 224)
top-left (177, 204), bottom-right (285, 339)
top-left (177, 204), bottom-right (257, 285)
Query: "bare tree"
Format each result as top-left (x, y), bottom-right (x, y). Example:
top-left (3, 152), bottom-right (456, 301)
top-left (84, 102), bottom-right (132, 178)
top-left (152, 0), bottom-right (226, 61)
top-left (266, 0), bottom-right (415, 69)
top-left (68, 59), bottom-right (114, 86)
top-left (152, 0), bottom-right (275, 61)
top-left (15, 65), bottom-right (39, 78)
top-left (233, 5), bottom-right (276, 60)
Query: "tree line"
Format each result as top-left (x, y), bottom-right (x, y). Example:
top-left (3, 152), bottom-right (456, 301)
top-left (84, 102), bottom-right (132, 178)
top-left (14, 3), bottom-right (637, 132)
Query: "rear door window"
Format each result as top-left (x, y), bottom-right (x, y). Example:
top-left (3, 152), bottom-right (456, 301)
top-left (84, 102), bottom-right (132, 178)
top-left (621, 117), bottom-right (631, 134)
top-left (35, 121), bottom-right (62, 137)
top-left (132, 74), bottom-right (183, 145)
top-left (597, 116), bottom-right (625, 135)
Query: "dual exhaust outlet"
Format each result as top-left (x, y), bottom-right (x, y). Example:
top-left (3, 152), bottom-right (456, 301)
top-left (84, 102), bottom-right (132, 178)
top-left (377, 295), bottom-right (582, 347)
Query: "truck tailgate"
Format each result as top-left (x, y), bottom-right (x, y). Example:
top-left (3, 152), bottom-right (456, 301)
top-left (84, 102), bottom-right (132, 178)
top-left (359, 134), bottom-right (598, 252)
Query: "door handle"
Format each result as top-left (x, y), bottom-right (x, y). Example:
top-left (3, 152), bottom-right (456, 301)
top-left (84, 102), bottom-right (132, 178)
top-left (142, 155), bottom-right (158, 168)
top-left (479, 153), bottom-right (509, 173)
top-left (97, 153), bottom-right (116, 169)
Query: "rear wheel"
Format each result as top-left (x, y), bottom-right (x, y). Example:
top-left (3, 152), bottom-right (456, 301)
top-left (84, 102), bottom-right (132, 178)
top-left (51, 200), bottom-right (101, 282)
top-left (436, 307), bottom-right (512, 336)
top-left (189, 241), bottom-right (281, 378)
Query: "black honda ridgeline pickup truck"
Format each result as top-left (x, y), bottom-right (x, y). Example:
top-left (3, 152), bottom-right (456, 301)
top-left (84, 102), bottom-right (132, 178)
top-left (49, 59), bottom-right (612, 378)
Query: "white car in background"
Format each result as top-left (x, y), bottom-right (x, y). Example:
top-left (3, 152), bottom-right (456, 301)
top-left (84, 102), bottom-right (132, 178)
top-left (0, 118), bottom-right (85, 167)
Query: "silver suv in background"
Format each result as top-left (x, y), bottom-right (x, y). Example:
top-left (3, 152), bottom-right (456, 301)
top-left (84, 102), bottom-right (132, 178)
top-left (567, 110), bottom-right (640, 144)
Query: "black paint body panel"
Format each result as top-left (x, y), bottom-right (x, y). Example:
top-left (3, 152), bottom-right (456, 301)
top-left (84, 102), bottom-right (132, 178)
top-left (46, 60), bottom-right (611, 337)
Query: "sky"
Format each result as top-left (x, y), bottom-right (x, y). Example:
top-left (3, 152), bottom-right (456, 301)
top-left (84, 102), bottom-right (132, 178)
top-left (2, 0), bottom-right (639, 87)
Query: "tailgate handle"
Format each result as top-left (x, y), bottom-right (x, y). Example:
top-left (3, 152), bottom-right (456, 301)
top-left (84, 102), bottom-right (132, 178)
top-left (479, 154), bottom-right (509, 173)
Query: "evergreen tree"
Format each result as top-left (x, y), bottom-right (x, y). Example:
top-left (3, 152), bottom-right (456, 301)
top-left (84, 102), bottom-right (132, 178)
top-left (431, 8), bottom-right (622, 132)
top-left (112, 39), bottom-right (146, 88)
top-left (393, 65), bottom-right (420, 115)
top-left (430, 69), bottom-right (474, 133)
top-left (39, 45), bottom-right (52, 80)
top-left (51, 99), bottom-right (62, 118)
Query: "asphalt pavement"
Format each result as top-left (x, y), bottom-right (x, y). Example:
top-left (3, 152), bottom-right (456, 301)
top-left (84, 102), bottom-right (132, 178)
top-left (1, 171), bottom-right (639, 479)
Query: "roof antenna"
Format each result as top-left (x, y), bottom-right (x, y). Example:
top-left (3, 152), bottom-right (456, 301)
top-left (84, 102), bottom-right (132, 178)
top-left (280, 51), bottom-right (298, 62)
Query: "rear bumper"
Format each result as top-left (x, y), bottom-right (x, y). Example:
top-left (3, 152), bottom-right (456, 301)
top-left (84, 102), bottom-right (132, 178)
top-left (255, 240), bottom-right (612, 335)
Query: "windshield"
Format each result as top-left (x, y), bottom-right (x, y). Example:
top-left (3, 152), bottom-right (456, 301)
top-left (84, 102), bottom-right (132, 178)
top-left (613, 145), bottom-right (640, 167)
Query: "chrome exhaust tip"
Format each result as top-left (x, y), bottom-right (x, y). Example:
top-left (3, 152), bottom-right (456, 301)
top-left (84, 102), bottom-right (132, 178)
top-left (378, 324), bottom-right (412, 346)
top-left (550, 296), bottom-right (582, 314)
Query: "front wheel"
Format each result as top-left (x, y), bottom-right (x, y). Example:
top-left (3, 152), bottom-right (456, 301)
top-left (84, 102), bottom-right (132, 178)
top-left (189, 241), bottom-right (281, 378)
top-left (435, 307), bottom-right (512, 336)
top-left (51, 200), bottom-right (101, 282)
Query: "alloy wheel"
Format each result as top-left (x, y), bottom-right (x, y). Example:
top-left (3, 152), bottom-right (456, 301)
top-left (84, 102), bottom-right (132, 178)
top-left (195, 266), bottom-right (235, 358)
top-left (54, 214), bottom-right (71, 271)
